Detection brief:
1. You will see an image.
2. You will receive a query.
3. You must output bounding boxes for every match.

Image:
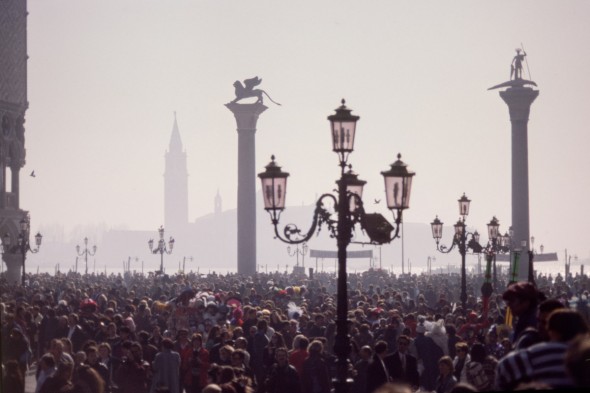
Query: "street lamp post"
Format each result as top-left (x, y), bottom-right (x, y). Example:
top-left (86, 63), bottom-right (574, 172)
top-left (3, 214), bottom-right (42, 286)
top-left (259, 100), bottom-right (415, 393)
top-left (76, 237), bottom-right (97, 275)
top-left (430, 194), bottom-right (482, 313)
top-left (148, 226), bottom-right (175, 273)
top-left (287, 242), bottom-right (308, 268)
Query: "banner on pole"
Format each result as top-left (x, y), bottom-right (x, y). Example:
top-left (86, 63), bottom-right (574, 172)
top-left (309, 249), bottom-right (373, 259)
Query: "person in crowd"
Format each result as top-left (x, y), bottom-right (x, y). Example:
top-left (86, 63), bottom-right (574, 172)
top-left (435, 356), bottom-right (457, 393)
top-left (445, 325), bottom-right (461, 359)
top-left (496, 308), bottom-right (589, 390)
top-left (352, 345), bottom-right (372, 393)
top-left (263, 331), bottom-right (287, 371)
top-left (452, 342), bottom-right (470, 383)
top-left (288, 335), bottom-right (309, 376)
top-left (301, 340), bottom-right (331, 393)
top-left (151, 338), bottom-right (181, 393)
top-left (411, 322), bottom-right (443, 391)
top-left (252, 319), bottom-right (270, 384)
top-left (85, 345), bottom-right (110, 392)
top-left (265, 347), bottom-right (301, 393)
top-left (74, 364), bottom-right (106, 393)
top-left (464, 343), bottom-right (495, 391)
top-left (515, 297), bottom-right (565, 350)
top-left (40, 352), bottom-right (76, 393)
top-left (175, 328), bottom-right (194, 392)
top-left (4, 359), bottom-right (25, 393)
top-left (366, 340), bottom-right (390, 393)
top-left (502, 282), bottom-right (539, 345)
top-left (188, 333), bottom-right (210, 393)
top-left (115, 341), bottom-right (150, 393)
top-left (231, 348), bottom-right (257, 391)
top-left (565, 333), bottom-right (590, 388)
top-left (67, 313), bottom-right (89, 353)
top-left (36, 352), bottom-right (57, 393)
top-left (385, 335), bottom-right (419, 390)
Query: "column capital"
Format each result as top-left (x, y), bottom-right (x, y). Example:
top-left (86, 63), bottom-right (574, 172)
top-left (225, 102), bottom-right (268, 131)
top-left (499, 87), bottom-right (539, 122)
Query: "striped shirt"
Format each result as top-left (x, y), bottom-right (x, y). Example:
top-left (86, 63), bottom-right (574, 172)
top-left (495, 341), bottom-right (574, 390)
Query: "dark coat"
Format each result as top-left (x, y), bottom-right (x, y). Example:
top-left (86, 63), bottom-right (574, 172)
top-left (301, 354), bottom-right (331, 393)
top-left (366, 354), bottom-right (389, 393)
top-left (265, 363), bottom-right (301, 393)
top-left (384, 351), bottom-right (419, 388)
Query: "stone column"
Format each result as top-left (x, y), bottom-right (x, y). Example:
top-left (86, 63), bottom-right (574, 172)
top-left (499, 86), bottom-right (539, 281)
top-left (225, 102), bottom-right (267, 276)
top-left (3, 252), bottom-right (22, 286)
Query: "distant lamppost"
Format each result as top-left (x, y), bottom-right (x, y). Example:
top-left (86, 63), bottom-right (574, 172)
top-left (258, 100), bottom-right (415, 393)
top-left (287, 242), bottom-right (308, 268)
top-left (148, 226), bottom-right (175, 273)
top-left (540, 244), bottom-right (544, 254)
top-left (76, 237), bottom-right (97, 275)
top-left (431, 194), bottom-right (482, 313)
top-left (477, 216), bottom-right (511, 313)
top-left (3, 214), bottom-right (42, 286)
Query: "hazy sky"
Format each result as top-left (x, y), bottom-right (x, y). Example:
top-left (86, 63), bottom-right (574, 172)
top-left (20, 1), bottom-right (590, 262)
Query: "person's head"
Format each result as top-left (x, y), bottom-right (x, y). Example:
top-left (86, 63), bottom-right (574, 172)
top-left (74, 350), bottom-right (87, 366)
top-left (546, 309), bottom-right (589, 342)
top-left (231, 349), bottom-right (246, 368)
top-left (68, 313), bottom-right (79, 327)
top-left (469, 343), bottom-right (486, 363)
top-left (502, 282), bottom-right (538, 317)
top-left (129, 342), bottom-right (143, 362)
top-left (161, 338), bottom-right (174, 350)
top-left (397, 335), bottom-right (411, 354)
top-left (438, 356), bottom-right (454, 376)
top-left (565, 334), bottom-right (590, 387)
top-left (219, 345), bottom-right (234, 361)
top-left (85, 346), bottom-right (99, 365)
top-left (537, 299), bottom-right (566, 340)
top-left (61, 338), bottom-right (73, 354)
top-left (374, 340), bottom-right (388, 357)
top-left (98, 342), bottom-right (111, 359)
top-left (455, 342), bottom-right (469, 359)
top-left (235, 336), bottom-right (248, 349)
top-left (298, 336), bottom-right (310, 351)
top-left (359, 345), bottom-right (373, 361)
top-left (192, 333), bottom-right (203, 348)
top-left (218, 365), bottom-right (235, 384)
top-left (257, 319), bottom-right (268, 332)
top-left (50, 338), bottom-right (64, 360)
top-left (177, 328), bottom-right (189, 342)
top-left (308, 340), bottom-right (324, 357)
top-left (40, 352), bottom-right (56, 371)
top-left (373, 382), bottom-right (413, 393)
top-left (275, 347), bottom-right (289, 366)
top-left (75, 364), bottom-right (105, 393)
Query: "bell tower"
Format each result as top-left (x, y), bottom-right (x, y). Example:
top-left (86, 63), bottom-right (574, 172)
top-left (164, 112), bottom-right (189, 232)
top-left (0, 0), bottom-right (30, 284)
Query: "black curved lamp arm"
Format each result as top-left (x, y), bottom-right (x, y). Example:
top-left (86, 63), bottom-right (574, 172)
top-left (435, 239), bottom-right (458, 254)
top-left (269, 193), bottom-right (338, 245)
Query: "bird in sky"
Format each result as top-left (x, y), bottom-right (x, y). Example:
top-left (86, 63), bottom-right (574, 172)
top-left (374, 199), bottom-right (380, 204)
top-left (30, 170), bottom-right (35, 177)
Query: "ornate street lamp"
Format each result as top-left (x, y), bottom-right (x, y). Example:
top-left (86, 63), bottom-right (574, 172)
top-left (259, 100), bottom-right (415, 393)
top-left (4, 214), bottom-right (42, 286)
top-left (430, 193), bottom-right (482, 313)
top-left (287, 242), bottom-right (308, 268)
top-left (478, 216), bottom-right (511, 314)
top-left (148, 225), bottom-right (175, 273)
top-left (76, 237), bottom-right (97, 275)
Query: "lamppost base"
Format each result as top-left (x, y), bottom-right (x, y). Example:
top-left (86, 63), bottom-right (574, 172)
top-left (3, 253), bottom-right (23, 286)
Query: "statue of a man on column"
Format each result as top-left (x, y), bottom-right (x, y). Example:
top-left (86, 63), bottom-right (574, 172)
top-left (511, 48), bottom-right (527, 80)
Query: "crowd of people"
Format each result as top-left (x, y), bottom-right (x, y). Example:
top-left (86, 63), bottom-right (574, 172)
top-left (1, 267), bottom-right (590, 393)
